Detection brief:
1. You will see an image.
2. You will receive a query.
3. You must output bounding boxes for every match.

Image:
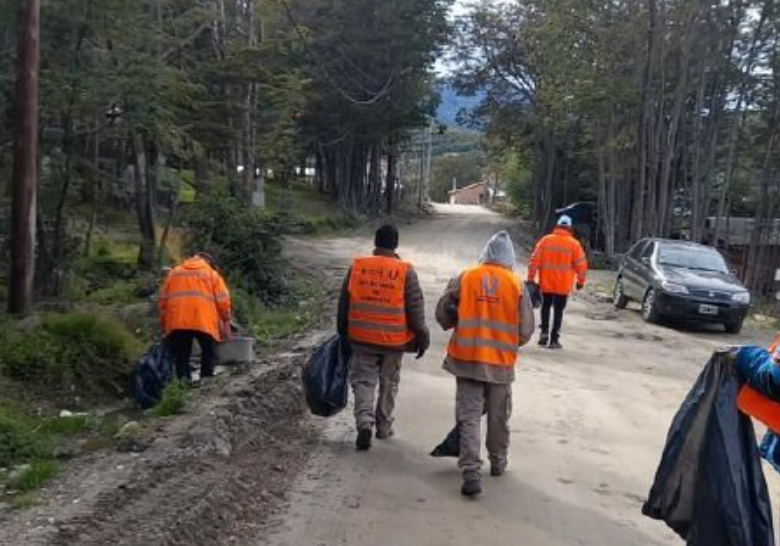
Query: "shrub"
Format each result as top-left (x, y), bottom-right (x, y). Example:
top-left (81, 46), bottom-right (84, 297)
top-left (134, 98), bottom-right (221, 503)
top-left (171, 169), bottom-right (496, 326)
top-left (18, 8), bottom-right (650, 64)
top-left (9, 460), bottom-right (58, 493)
top-left (0, 312), bottom-right (140, 402)
top-left (182, 191), bottom-right (287, 304)
top-left (0, 408), bottom-right (50, 468)
top-left (152, 381), bottom-right (189, 417)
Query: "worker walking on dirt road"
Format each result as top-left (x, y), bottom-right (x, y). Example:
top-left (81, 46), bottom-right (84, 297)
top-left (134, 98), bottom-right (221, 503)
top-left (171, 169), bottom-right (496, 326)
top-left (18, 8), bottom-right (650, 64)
top-left (159, 252), bottom-right (232, 384)
top-left (437, 231), bottom-right (534, 497)
top-left (338, 224), bottom-right (430, 452)
top-left (527, 215), bottom-right (588, 349)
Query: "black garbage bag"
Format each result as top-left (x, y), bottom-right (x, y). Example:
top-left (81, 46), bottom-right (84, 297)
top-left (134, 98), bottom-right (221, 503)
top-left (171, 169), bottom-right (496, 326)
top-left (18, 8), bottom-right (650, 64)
top-left (430, 424), bottom-right (460, 458)
top-left (132, 342), bottom-right (175, 409)
top-left (642, 351), bottom-right (774, 546)
top-left (524, 281), bottom-right (542, 309)
top-left (302, 335), bottom-right (352, 417)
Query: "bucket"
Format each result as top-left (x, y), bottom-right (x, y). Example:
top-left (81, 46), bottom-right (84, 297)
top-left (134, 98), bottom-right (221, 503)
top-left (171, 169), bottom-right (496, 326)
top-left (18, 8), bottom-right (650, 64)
top-left (216, 336), bottom-right (255, 365)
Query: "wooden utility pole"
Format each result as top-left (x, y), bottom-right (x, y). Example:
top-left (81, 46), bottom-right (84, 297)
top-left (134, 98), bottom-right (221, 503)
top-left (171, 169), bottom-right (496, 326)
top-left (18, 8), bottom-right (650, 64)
top-left (8, 0), bottom-right (41, 314)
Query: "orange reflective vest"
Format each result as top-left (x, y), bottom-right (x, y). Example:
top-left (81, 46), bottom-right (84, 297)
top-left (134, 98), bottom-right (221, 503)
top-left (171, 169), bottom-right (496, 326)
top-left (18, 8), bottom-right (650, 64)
top-left (159, 257), bottom-right (231, 341)
top-left (347, 256), bottom-right (414, 349)
top-left (447, 264), bottom-right (522, 367)
top-left (738, 334), bottom-right (780, 433)
top-left (528, 228), bottom-right (588, 295)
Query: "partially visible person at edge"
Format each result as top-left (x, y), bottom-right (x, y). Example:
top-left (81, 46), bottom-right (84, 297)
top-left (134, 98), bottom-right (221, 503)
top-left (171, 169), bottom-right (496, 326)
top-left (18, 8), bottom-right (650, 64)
top-left (527, 215), bottom-right (588, 349)
top-left (159, 252), bottom-right (232, 385)
top-left (732, 332), bottom-right (780, 471)
top-left (337, 224), bottom-right (430, 452)
top-left (436, 231), bottom-right (535, 498)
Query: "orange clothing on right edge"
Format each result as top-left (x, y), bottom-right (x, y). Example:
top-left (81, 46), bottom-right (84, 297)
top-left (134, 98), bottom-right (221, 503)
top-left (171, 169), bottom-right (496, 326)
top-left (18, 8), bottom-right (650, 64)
top-left (737, 332), bottom-right (780, 434)
top-left (159, 257), bottom-right (231, 341)
top-left (527, 227), bottom-right (587, 295)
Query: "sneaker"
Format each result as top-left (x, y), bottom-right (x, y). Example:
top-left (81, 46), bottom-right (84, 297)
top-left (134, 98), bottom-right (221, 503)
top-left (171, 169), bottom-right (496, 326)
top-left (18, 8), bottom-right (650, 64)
top-left (549, 340), bottom-right (563, 350)
top-left (356, 429), bottom-right (372, 451)
top-left (376, 429), bottom-right (394, 440)
top-left (461, 478), bottom-right (483, 498)
top-left (538, 333), bottom-right (549, 346)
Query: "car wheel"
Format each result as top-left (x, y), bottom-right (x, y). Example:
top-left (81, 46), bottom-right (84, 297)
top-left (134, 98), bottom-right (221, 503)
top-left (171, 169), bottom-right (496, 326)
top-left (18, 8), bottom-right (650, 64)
top-left (725, 319), bottom-right (744, 335)
top-left (613, 278), bottom-right (629, 310)
top-left (641, 288), bottom-right (660, 324)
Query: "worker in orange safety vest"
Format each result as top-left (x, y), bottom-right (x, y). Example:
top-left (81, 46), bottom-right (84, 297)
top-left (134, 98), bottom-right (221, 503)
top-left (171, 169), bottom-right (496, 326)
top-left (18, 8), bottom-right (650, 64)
top-left (436, 231), bottom-right (535, 497)
top-left (337, 224), bottom-right (430, 451)
top-left (159, 252), bottom-right (231, 384)
top-left (527, 215), bottom-right (588, 349)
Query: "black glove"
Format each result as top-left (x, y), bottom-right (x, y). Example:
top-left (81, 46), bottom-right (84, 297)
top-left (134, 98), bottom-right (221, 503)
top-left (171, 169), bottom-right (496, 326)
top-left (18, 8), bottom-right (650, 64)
top-left (576, 283), bottom-right (585, 291)
top-left (415, 329), bottom-right (430, 359)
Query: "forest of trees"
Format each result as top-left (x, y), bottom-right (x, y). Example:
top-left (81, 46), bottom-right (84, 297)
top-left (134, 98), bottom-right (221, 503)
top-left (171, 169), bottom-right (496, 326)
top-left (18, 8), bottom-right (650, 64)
top-left (450, 0), bottom-right (780, 290)
top-left (0, 0), bottom-right (451, 306)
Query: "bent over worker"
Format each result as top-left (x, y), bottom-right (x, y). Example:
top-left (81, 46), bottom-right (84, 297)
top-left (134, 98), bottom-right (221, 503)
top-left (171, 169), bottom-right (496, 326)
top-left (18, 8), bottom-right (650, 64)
top-left (159, 252), bottom-right (231, 384)
top-left (527, 215), bottom-right (587, 349)
top-left (337, 224), bottom-right (430, 452)
top-left (437, 231), bottom-right (534, 497)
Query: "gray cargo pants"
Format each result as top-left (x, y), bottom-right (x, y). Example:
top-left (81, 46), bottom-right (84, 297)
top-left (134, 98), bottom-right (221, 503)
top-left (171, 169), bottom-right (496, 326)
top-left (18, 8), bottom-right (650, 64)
top-left (456, 378), bottom-right (513, 479)
top-left (350, 351), bottom-right (403, 435)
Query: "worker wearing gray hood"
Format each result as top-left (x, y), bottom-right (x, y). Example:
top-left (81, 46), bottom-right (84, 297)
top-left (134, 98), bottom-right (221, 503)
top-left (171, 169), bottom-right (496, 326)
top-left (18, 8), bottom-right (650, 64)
top-left (435, 231), bottom-right (535, 498)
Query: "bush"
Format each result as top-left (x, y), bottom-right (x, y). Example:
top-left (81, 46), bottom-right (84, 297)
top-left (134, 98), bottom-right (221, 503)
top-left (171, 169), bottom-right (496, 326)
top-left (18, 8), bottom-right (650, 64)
top-left (9, 460), bottom-right (58, 493)
top-left (0, 408), bottom-right (49, 468)
top-left (153, 381), bottom-right (189, 417)
top-left (0, 312), bottom-right (140, 402)
top-left (183, 192), bottom-right (287, 304)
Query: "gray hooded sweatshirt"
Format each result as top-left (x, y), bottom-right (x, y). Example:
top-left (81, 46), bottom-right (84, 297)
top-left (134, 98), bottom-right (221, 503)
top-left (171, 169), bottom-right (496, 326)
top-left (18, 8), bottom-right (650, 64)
top-left (436, 231), bottom-right (535, 384)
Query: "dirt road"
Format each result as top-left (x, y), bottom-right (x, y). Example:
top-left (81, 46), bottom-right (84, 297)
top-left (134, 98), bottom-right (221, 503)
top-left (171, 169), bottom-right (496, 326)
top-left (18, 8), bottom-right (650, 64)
top-left (265, 205), bottom-right (779, 546)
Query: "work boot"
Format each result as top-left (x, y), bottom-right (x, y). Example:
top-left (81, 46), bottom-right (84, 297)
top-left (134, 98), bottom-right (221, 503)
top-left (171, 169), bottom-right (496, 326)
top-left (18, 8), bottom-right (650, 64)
top-left (549, 340), bottom-right (563, 350)
top-left (538, 332), bottom-right (549, 346)
top-left (356, 428), bottom-right (372, 451)
top-left (490, 462), bottom-right (507, 477)
top-left (376, 428), bottom-right (394, 440)
top-left (461, 477), bottom-right (483, 498)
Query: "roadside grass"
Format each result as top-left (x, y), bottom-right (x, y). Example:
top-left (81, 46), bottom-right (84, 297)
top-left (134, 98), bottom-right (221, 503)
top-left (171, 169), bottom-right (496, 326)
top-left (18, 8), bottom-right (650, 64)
top-left (233, 273), bottom-right (325, 346)
top-left (266, 183), bottom-right (359, 236)
top-left (152, 381), bottom-right (190, 417)
top-left (9, 461), bottom-right (58, 493)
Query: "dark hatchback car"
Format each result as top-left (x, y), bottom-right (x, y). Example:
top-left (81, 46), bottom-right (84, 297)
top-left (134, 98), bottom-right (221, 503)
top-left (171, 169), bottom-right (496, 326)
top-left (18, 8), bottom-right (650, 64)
top-left (614, 238), bottom-right (751, 333)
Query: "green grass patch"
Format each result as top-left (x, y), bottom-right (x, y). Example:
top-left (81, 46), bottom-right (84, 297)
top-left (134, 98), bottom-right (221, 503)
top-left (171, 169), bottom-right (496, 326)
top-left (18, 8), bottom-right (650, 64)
top-left (0, 312), bottom-right (141, 404)
top-left (9, 460), bottom-right (58, 493)
top-left (0, 407), bottom-right (50, 468)
top-left (266, 183), bottom-right (358, 235)
top-left (152, 381), bottom-right (190, 417)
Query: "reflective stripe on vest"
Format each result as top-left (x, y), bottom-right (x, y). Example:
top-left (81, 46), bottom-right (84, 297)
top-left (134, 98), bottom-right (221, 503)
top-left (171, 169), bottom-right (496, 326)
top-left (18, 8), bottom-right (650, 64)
top-left (447, 264), bottom-right (521, 367)
top-left (738, 386), bottom-right (780, 434)
top-left (347, 256), bottom-right (414, 348)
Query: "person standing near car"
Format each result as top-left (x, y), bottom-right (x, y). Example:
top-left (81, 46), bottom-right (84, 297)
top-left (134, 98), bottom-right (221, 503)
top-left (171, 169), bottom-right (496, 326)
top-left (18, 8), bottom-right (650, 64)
top-left (527, 215), bottom-right (588, 349)
top-left (436, 231), bottom-right (534, 497)
top-left (337, 224), bottom-right (430, 452)
top-left (159, 252), bottom-right (232, 385)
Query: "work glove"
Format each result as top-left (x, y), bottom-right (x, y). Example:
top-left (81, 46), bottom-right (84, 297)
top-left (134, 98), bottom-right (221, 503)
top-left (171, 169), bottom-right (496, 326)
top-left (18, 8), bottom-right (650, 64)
top-left (416, 329), bottom-right (431, 360)
top-left (576, 283), bottom-right (585, 291)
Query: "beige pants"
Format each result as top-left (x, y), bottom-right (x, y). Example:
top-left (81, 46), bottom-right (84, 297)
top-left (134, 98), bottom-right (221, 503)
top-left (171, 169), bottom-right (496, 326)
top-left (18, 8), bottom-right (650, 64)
top-left (350, 351), bottom-right (403, 434)
top-left (456, 378), bottom-right (512, 479)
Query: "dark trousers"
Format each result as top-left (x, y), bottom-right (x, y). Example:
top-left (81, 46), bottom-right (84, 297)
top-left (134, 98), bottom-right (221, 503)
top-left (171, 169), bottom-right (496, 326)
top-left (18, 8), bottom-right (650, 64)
top-left (165, 330), bottom-right (217, 381)
top-left (540, 293), bottom-right (568, 341)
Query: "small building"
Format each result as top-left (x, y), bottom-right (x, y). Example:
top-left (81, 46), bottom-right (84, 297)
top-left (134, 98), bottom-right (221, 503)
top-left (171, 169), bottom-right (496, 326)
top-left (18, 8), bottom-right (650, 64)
top-left (703, 217), bottom-right (780, 298)
top-left (448, 181), bottom-right (491, 205)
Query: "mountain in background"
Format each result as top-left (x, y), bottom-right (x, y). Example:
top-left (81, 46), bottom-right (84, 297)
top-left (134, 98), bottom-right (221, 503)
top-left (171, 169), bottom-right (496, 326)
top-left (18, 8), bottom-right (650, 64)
top-left (435, 83), bottom-right (484, 130)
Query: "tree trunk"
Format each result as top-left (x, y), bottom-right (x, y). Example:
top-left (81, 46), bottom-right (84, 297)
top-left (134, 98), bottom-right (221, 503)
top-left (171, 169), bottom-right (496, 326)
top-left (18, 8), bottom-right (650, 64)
top-left (131, 132), bottom-right (157, 270)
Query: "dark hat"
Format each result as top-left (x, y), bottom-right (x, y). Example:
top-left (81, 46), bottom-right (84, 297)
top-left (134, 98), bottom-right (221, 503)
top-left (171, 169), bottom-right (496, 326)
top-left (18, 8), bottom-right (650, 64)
top-left (374, 224), bottom-right (399, 251)
top-left (196, 251), bottom-right (217, 269)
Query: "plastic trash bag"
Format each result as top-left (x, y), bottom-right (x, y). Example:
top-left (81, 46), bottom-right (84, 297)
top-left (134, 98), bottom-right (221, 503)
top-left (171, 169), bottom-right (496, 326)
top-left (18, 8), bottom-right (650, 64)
top-left (430, 423), bottom-right (460, 458)
top-left (133, 342), bottom-right (175, 409)
top-left (524, 281), bottom-right (542, 309)
top-left (302, 335), bottom-right (352, 417)
top-left (642, 351), bottom-right (774, 546)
